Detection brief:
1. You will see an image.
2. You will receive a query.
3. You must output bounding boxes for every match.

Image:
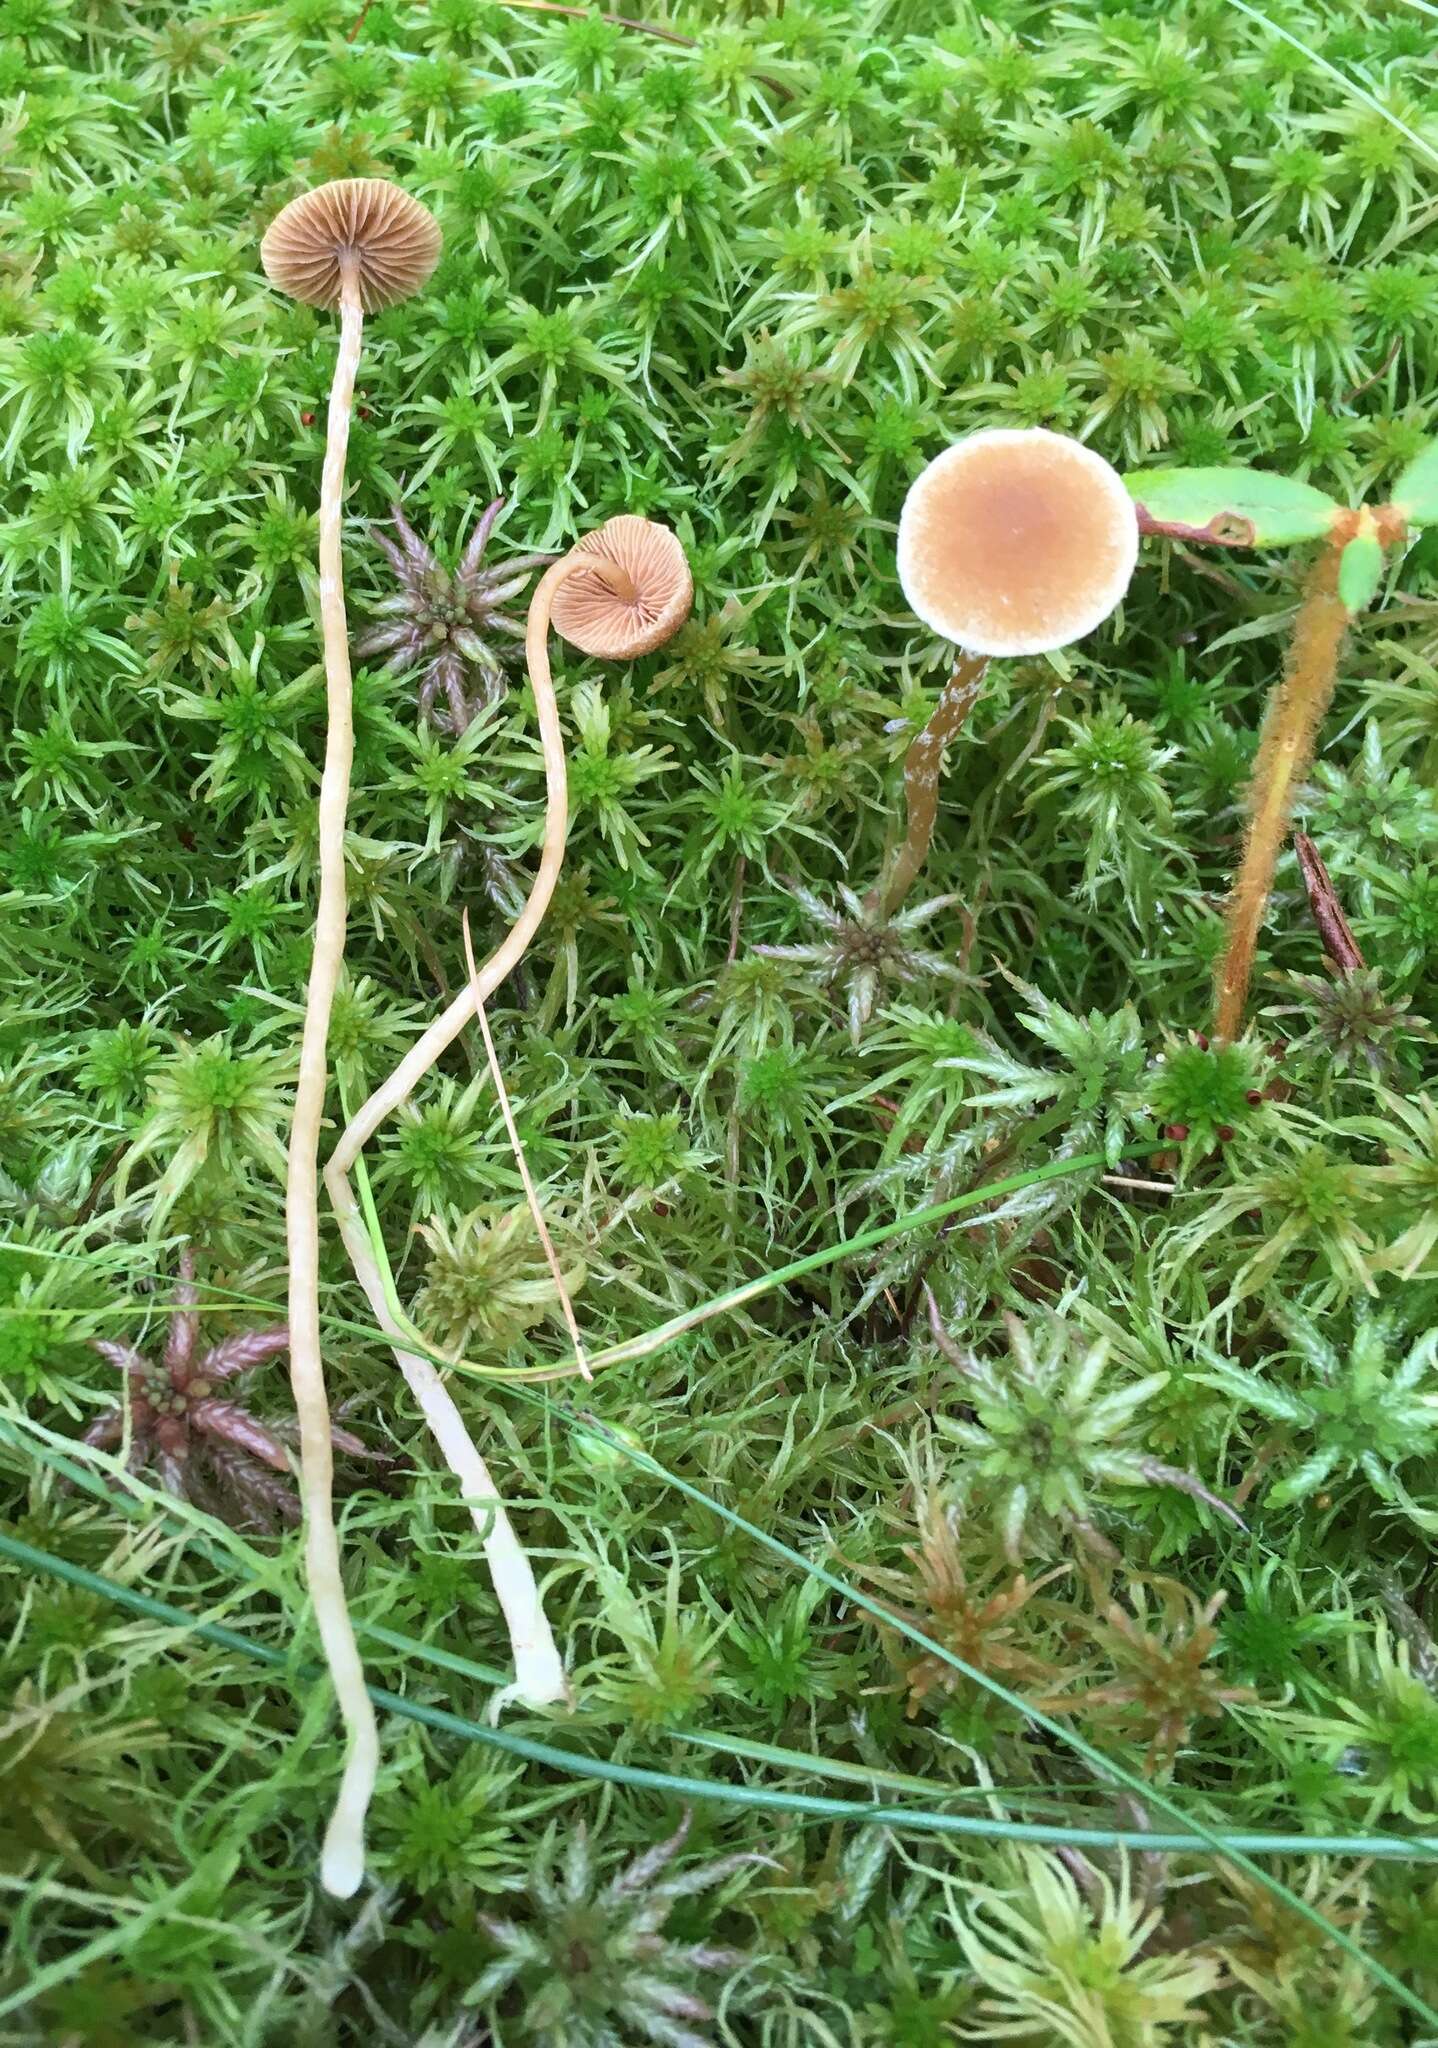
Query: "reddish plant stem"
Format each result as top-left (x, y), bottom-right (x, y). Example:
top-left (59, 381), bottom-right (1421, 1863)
top-left (1345, 332), bottom-right (1402, 403)
top-left (727, 854), bottom-right (746, 965)
top-left (1213, 543), bottom-right (1351, 1043)
top-left (878, 652), bottom-right (989, 917)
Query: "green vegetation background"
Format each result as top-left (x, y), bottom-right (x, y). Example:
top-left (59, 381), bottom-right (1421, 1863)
top-left (3, 0), bottom-right (1438, 2041)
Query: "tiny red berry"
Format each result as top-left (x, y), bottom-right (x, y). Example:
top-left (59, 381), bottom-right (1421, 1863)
top-left (301, 410), bottom-right (315, 425)
top-left (1216, 1124), bottom-right (1235, 1143)
top-left (1246, 1090), bottom-right (1263, 1106)
top-left (1164, 1124), bottom-right (1189, 1142)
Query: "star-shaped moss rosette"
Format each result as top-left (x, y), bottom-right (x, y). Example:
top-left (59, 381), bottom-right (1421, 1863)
top-left (357, 498), bottom-right (551, 735)
top-left (1124, 442), bottom-right (1438, 1043)
top-left (83, 1250), bottom-right (379, 1528)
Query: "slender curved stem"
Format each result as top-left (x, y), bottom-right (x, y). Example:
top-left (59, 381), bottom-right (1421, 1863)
top-left (463, 910), bottom-right (592, 1382)
top-left (877, 652), bottom-right (989, 916)
top-left (285, 260), bottom-right (377, 1900)
top-left (324, 1156), bottom-right (570, 1716)
top-left (330, 554), bottom-right (583, 1180)
top-left (322, 551), bottom-right (605, 1712)
top-left (1213, 542), bottom-right (1350, 1042)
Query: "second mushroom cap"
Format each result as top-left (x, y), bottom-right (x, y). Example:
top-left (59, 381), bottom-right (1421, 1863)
top-left (549, 515), bottom-right (693, 661)
top-left (897, 428), bottom-right (1139, 658)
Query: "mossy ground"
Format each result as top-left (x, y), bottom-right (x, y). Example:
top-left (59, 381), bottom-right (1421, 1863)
top-left (3, 1), bottom-right (1438, 2041)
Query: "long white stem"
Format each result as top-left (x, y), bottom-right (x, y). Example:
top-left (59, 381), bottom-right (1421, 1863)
top-left (286, 262), bottom-right (377, 1902)
top-left (325, 1163), bottom-right (569, 1713)
top-left (322, 554), bottom-right (591, 1707)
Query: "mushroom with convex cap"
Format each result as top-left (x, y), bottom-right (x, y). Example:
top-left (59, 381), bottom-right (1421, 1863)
top-left (878, 428), bottom-right (1137, 914)
top-left (316, 510), bottom-right (693, 1894)
top-left (259, 177), bottom-right (442, 1905)
top-left (261, 176), bottom-right (441, 312)
top-left (549, 514), bottom-right (693, 659)
top-left (897, 427), bottom-right (1139, 658)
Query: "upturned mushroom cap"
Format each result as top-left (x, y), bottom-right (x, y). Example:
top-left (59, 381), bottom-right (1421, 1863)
top-left (897, 428), bottom-right (1138, 657)
top-left (261, 178), bottom-right (441, 313)
top-left (549, 515), bottom-right (693, 660)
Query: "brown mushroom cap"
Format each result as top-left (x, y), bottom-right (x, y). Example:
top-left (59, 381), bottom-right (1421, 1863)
top-left (261, 179), bottom-right (441, 313)
top-left (897, 428), bottom-right (1138, 657)
top-left (549, 516), bottom-right (693, 660)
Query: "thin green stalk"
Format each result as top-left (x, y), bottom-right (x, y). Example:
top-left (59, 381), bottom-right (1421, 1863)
top-left (3, 1532), bottom-right (1437, 1872)
top-left (484, 1144), bottom-right (1164, 1384)
top-left (0, 1415), bottom-right (511, 1687)
top-left (1226, 0), bottom-right (1438, 173)
top-left (503, 1401), bottom-right (1438, 2027)
top-left (8, 1152), bottom-right (1436, 2017)
top-left (0, 1144), bottom-right (1162, 1387)
top-left (0, 1862), bottom-right (214, 2024)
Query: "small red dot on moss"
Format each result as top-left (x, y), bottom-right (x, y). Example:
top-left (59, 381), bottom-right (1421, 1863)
top-left (1165, 1123), bottom-right (1189, 1142)
top-left (1246, 1090), bottom-right (1263, 1106)
top-left (1217, 1124), bottom-right (1236, 1142)
top-left (301, 411), bottom-right (315, 425)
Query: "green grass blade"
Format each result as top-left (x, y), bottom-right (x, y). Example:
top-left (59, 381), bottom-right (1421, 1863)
top-left (4, 1531), bottom-right (1438, 1880)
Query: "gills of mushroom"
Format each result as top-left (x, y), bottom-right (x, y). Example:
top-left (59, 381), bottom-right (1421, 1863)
top-left (260, 178), bottom-right (440, 1902)
top-left (319, 516), bottom-right (691, 1734)
top-left (884, 428), bottom-right (1139, 912)
top-left (546, 514), bottom-right (694, 660)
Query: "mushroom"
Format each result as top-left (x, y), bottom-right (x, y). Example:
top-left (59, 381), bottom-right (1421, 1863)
top-left (547, 514), bottom-right (693, 659)
top-left (320, 517), bottom-right (689, 1804)
top-left (897, 427), bottom-right (1139, 658)
top-left (882, 427), bottom-right (1137, 912)
top-left (260, 176), bottom-right (441, 313)
top-left (260, 178), bottom-right (440, 1902)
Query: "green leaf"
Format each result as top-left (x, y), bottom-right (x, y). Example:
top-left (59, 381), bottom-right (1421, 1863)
top-left (1123, 466), bottom-right (1341, 547)
top-left (1337, 532), bottom-right (1383, 613)
top-left (1389, 439), bottom-right (1438, 527)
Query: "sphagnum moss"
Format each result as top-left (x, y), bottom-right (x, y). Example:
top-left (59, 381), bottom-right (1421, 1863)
top-left (3, 2), bottom-right (1438, 2042)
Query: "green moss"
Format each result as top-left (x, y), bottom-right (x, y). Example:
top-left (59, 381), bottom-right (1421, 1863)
top-left (1, 1), bottom-right (1437, 2039)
